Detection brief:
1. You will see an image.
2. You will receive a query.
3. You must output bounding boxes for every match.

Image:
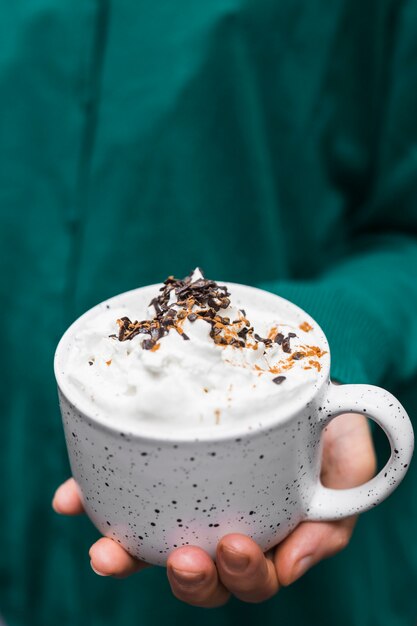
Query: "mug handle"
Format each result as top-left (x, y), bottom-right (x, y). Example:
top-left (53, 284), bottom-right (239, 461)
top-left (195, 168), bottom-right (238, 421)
top-left (306, 382), bottom-right (414, 520)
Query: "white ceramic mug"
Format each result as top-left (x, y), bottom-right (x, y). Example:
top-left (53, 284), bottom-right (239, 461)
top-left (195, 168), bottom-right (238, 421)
top-left (54, 283), bottom-right (414, 566)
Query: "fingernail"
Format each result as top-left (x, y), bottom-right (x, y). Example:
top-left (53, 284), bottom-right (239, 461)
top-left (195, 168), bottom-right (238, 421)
top-left (220, 546), bottom-right (250, 571)
top-left (90, 560), bottom-right (108, 577)
top-left (170, 568), bottom-right (206, 586)
top-left (290, 555), bottom-right (314, 583)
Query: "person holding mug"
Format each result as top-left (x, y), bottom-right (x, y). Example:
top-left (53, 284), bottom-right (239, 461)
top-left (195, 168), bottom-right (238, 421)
top-left (1, 1), bottom-right (417, 625)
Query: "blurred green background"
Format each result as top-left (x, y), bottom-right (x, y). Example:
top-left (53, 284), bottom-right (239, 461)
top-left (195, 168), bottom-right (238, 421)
top-left (1, 1), bottom-right (417, 625)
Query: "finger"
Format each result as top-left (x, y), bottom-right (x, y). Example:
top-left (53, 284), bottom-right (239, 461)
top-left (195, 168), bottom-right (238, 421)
top-left (89, 537), bottom-right (150, 578)
top-left (167, 546), bottom-right (230, 608)
top-left (216, 533), bottom-right (279, 603)
top-left (321, 413), bottom-right (377, 487)
top-left (52, 478), bottom-right (85, 515)
top-left (275, 516), bottom-right (356, 586)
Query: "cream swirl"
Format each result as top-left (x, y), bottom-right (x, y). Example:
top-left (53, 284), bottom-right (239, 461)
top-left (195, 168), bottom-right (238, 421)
top-left (64, 270), bottom-right (327, 429)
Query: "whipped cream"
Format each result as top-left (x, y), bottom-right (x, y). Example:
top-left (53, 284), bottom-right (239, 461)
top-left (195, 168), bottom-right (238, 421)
top-left (64, 269), bottom-right (327, 430)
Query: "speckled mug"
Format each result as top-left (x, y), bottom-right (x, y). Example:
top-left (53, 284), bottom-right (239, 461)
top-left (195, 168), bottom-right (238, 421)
top-left (54, 283), bottom-right (414, 566)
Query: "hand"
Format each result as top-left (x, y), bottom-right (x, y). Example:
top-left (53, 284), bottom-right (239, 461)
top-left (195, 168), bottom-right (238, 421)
top-left (52, 412), bottom-right (376, 606)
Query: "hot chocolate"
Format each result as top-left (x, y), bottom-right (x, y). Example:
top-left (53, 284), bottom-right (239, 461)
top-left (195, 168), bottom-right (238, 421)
top-left (65, 269), bottom-right (327, 430)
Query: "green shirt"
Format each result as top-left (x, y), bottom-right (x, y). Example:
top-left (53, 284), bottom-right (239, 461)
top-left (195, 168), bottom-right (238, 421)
top-left (1, 1), bottom-right (417, 625)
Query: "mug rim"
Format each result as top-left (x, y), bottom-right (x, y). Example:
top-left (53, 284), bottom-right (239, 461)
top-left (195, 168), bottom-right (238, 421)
top-left (54, 281), bottom-right (331, 443)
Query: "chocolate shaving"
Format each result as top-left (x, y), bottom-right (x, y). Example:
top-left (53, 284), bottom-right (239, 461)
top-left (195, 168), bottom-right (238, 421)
top-left (292, 352), bottom-right (305, 360)
top-left (274, 333), bottom-right (284, 345)
top-left (272, 376), bottom-right (286, 384)
top-left (149, 297), bottom-right (162, 316)
top-left (117, 316), bottom-right (130, 341)
top-left (254, 333), bottom-right (273, 346)
top-left (281, 336), bottom-right (291, 353)
top-left (189, 279), bottom-right (207, 289)
top-left (281, 332), bottom-right (298, 353)
top-left (115, 269), bottom-right (234, 349)
top-left (114, 270), bottom-right (306, 369)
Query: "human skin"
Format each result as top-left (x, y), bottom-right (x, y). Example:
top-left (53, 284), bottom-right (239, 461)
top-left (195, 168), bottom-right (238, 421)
top-left (53, 413), bottom-right (376, 607)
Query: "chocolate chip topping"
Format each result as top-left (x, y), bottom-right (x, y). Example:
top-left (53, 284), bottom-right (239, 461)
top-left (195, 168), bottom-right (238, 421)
top-left (115, 268), bottom-right (236, 349)
top-left (111, 269), bottom-right (322, 382)
top-left (272, 376), bottom-right (286, 385)
top-left (281, 335), bottom-right (292, 353)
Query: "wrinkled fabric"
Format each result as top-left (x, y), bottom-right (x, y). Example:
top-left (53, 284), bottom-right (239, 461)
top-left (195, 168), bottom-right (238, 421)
top-left (1, 1), bottom-right (417, 625)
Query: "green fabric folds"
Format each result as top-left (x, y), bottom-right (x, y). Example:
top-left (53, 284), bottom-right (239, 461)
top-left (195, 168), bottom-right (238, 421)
top-left (1, 1), bottom-right (417, 625)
